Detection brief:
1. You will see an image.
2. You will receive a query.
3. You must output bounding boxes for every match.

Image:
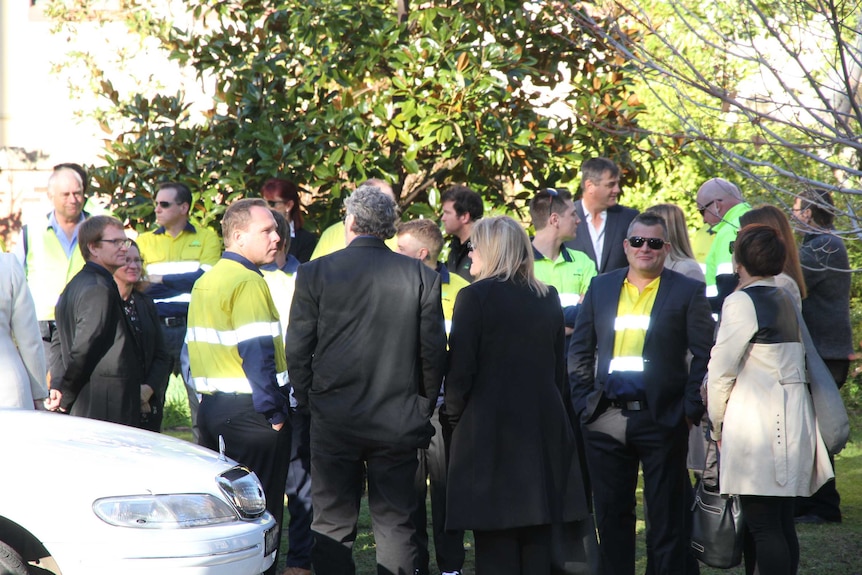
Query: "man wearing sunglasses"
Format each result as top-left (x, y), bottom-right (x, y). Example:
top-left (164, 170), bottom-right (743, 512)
top-left (695, 177), bottom-right (750, 314)
top-left (136, 181), bottom-right (222, 436)
top-left (569, 212), bottom-right (714, 575)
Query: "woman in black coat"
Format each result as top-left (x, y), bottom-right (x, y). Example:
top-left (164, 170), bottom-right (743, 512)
top-left (443, 216), bottom-right (590, 575)
top-left (113, 241), bottom-right (172, 431)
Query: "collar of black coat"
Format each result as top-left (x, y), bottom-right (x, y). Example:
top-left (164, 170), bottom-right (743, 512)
top-left (347, 235), bottom-right (388, 249)
top-left (83, 260), bottom-right (117, 281)
top-left (221, 251), bottom-right (263, 276)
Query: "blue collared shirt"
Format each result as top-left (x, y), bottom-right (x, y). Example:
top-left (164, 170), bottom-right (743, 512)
top-left (48, 211), bottom-right (87, 259)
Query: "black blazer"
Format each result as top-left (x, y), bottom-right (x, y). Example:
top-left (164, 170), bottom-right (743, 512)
top-left (569, 267), bottom-right (714, 428)
top-left (444, 279), bottom-right (588, 530)
top-left (54, 262), bottom-right (142, 426)
top-left (565, 201), bottom-right (639, 273)
top-left (286, 236), bottom-right (447, 449)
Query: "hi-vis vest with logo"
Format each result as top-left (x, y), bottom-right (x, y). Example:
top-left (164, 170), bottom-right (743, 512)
top-left (186, 259), bottom-right (287, 395)
top-left (137, 224), bottom-right (221, 308)
top-left (24, 225), bottom-right (86, 321)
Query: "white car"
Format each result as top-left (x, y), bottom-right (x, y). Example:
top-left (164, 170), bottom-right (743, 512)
top-left (0, 409), bottom-right (278, 575)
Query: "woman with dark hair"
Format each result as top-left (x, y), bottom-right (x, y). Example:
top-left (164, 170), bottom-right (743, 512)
top-left (707, 223), bottom-right (833, 575)
top-left (113, 240), bottom-right (171, 431)
top-left (261, 178), bottom-right (318, 262)
top-left (444, 216), bottom-right (590, 574)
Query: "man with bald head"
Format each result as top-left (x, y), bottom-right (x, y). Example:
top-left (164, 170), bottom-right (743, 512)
top-left (695, 177), bottom-right (750, 313)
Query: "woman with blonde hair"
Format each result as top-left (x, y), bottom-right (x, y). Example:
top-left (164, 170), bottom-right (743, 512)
top-left (444, 216), bottom-right (591, 574)
top-left (645, 203), bottom-right (704, 282)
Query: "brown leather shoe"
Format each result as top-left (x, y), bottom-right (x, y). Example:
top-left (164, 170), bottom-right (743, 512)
top-left (281, 568), bottom-right (312, 575)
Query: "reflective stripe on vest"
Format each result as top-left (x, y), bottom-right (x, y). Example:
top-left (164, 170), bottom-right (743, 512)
top-left (186, 321), bottom-right (282, 347)
top-left (192, 370), bottom-right (289, 394)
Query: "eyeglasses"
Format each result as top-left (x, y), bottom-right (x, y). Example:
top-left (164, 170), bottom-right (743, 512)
top-left (98, 238), bottom-right (133, 248)
top-left (154, 201), bottom-right (175, 209)
top-left (266, 199), bottom-right (286, 208)
top-left (627, 236), bottom-right (666, 250)
top-left (125, 258), bottom-right (144, 266)
top-left (698, 199), bottom-right (717, 216)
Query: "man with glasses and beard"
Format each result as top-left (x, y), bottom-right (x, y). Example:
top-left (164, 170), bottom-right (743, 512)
top-left (137, 181), bottom-right (221, 436)
top-left (569, 212), bottom-right (714, 575)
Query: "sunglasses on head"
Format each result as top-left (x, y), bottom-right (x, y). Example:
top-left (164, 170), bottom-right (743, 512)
top-left (627, 236), bottom-right (666, 250)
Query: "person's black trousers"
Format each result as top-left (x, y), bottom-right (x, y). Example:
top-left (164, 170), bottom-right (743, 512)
top-left (198, 393), bottom-right (291, 575)
top-left (473, 524), bottom-right (553, 575)
top-left (285, 407), bottom-right (314, 570)
top-left (411, 406), bottom-right (464, 575)
top-left (310, 424), bottom-right (420, 575)
top-left (584, 405), bottom-right (691, 575)
top-left (740, 495), bottom-right (798, 575)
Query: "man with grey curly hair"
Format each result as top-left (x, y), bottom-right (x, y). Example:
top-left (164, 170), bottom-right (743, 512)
top-left (286, 183), bottom-right (447, 575)
top-left (342, 184), bottom-right (399, 240)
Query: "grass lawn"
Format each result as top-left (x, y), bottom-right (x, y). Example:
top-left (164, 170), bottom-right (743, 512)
top-left (164, 376), bottom-right (862, 574)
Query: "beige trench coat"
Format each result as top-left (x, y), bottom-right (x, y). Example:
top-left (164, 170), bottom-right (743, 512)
top-left (707, 278), bottom-right (833, 497)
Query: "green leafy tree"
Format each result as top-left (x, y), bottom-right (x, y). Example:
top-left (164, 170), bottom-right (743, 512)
top-left (46, 0), bottom-right (656, 233)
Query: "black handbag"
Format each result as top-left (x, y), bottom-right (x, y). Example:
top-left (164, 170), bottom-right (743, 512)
top-left (690, 445), bottom-right (744, 568)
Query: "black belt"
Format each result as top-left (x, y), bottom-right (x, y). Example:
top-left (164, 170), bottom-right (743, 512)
top-left (609, 399), bottom-right (647, 411)
top-left (160, 316), bottom-right (186, 328)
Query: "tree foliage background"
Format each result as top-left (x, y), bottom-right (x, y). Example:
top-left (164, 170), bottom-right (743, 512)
top-left (46, 0), bottom-right (666, 234)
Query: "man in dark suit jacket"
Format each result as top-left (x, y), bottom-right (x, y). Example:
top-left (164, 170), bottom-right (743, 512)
top-left (565, 157), bottom-right (639, 273)
top-left (569, 212), bottom-right (714, 575)
top-left (50, 215), bottom-right (142, 426)
top-left (286, 185), bottom-right (448, 575)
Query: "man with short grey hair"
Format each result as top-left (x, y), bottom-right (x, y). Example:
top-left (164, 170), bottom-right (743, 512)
top-left (287, 185), bottom-right (447, 575)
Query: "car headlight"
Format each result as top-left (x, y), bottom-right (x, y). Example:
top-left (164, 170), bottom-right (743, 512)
top-left (93, 494), bottom-right (237, 528)
top-left (216, 466), bottom-right (267, 518)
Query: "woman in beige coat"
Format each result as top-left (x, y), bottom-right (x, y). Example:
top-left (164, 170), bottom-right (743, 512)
top-left (707, 224), bottom-right (833, 575)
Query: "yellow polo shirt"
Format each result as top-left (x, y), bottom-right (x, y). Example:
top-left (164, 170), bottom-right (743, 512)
top-left (611, 276), bottom-right (660, 374)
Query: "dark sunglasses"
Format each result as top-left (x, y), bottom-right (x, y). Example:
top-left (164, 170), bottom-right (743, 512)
top-left (729, 240), bottom-right (735, 254)
top-left (154, 201), bottom-right (175, 209)
top-left (698, 199), bottom-right (717, 216)
top-left (627, 236), bottom-right (666, 250)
